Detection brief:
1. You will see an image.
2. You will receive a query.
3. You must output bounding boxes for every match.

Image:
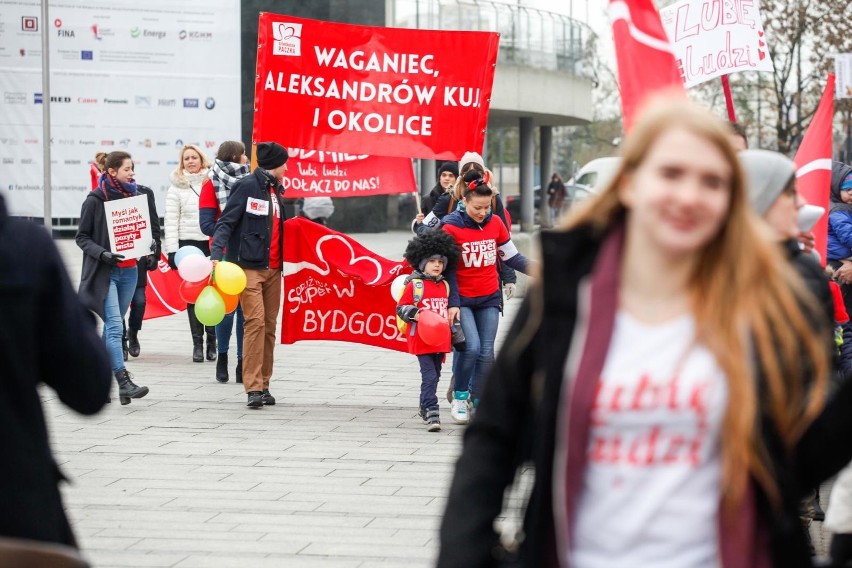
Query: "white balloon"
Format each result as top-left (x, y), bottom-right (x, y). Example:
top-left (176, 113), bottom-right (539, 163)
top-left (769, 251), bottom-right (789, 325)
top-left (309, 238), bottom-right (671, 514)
top-left (390, 274), bottom-right (408, 302)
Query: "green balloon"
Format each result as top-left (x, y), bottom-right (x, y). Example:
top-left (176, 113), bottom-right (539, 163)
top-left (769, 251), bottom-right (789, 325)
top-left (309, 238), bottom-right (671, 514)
top-left (194, 286), bottom-right (226, 326)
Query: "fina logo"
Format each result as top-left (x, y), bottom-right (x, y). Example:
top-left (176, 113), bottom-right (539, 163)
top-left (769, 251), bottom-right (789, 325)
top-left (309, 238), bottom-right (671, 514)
top-left (204, 97), bottom-right (215, 110)
top-left (272, 22), bottom-right (301, 56)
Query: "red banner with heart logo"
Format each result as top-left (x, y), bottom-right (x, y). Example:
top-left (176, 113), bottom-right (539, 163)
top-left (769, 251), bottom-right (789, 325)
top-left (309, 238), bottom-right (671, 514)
top-left (281, 217), bottom-right (411, 352)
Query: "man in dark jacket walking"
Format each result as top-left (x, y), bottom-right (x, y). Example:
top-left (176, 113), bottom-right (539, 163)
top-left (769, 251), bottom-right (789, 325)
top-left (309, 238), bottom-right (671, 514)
top-left (0, 192), bottom-right (111, 546)
top-left (211, 142), bottom-right (288, 408)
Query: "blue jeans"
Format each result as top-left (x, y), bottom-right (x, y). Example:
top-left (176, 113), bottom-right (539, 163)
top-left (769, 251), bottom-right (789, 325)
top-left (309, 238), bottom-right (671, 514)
top-left (417, 353), bottom-right (443, 409)
top-left (103, 265), bottom-right (137, 373)
top-left (453, 306), bottom-right (500, 400)
top-left (215, 303), bottom-right (244, 358)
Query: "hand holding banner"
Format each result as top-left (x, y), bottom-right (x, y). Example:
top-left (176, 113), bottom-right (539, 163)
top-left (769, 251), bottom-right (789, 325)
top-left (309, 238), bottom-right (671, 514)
top-left (253, 14), bottom-right (499, 160)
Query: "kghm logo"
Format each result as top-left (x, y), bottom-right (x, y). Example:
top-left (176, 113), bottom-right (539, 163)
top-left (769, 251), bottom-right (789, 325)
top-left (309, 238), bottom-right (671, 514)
top-left (272, 22), bottom-right (302, 56)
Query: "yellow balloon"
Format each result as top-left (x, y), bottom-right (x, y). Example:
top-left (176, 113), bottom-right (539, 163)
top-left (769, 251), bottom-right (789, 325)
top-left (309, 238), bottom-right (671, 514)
top-left (214, 261), bottom-right (247, 295)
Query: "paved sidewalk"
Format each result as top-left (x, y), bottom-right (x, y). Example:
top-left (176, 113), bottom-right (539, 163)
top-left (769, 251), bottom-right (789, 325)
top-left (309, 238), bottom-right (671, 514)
top-left (49, 232), bottom-right (520, 568)
top-left (46, 231), bottom-right (835, 565)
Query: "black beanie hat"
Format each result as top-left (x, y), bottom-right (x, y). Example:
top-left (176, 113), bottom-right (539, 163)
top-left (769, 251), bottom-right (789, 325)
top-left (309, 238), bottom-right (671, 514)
top-left (438, 161), bottom-right (459, 177)
top-left (256, 142), bottom-right (288, 170)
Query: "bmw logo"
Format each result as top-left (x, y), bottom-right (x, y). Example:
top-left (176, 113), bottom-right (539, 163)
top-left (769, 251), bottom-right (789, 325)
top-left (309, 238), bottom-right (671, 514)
top-left (205, 97), bottom-right (215, 110)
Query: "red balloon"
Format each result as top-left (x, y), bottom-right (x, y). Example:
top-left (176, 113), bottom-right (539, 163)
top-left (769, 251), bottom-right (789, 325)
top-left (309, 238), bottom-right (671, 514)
top-left (179, 278), bottom-right (207, 304)
top-left (417, 309), bottom-right (450, 347)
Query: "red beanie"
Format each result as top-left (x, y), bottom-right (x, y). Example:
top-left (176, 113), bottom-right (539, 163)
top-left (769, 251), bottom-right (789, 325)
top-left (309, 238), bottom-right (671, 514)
top-left (829, 281), bottom-right (849, 324)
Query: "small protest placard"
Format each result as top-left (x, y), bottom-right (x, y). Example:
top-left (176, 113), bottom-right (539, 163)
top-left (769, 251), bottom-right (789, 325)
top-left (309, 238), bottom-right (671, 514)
top-left (836, 54), bottom-right (852, 99)
top-left (104, 195), bottom-right (153, 259)
top-left (660, 0), bottom-right (774, 89)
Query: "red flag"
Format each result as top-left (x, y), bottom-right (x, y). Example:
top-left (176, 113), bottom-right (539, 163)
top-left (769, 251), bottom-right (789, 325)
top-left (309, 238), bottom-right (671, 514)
top-left (282, 217), bottom-right (410, 352)
top-left (794, 74), bottom-right (835, 265)
top-left (143, 254), bottom-right (187, 319)
top-left (609, 0), bottom-right (685, 132)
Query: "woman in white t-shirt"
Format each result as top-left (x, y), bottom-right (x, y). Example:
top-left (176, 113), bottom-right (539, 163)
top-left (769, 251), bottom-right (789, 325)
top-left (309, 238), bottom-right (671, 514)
top-left (437, 97), bottom-right (852, 568)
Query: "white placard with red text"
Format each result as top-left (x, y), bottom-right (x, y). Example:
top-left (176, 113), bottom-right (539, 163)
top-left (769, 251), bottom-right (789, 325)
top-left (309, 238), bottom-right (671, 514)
top-left (659, 0), bottom-right (774, 88)
top-left (104, 195), bottom-right (152, 259)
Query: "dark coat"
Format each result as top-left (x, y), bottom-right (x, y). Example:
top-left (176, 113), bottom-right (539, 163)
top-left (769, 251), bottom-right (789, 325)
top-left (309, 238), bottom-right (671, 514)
top-left (437, 224), bottom-right (852, 568)
top-left (0, 194), bottom-right (111, 545)
top-left (134, 185), bottom-right (161, 288)
top-left (421, 183), bottom-right (446, 216)
top-left (75, 189), bottom-right (113, 319)
top-left (210, 169), bottom-right (287, 269)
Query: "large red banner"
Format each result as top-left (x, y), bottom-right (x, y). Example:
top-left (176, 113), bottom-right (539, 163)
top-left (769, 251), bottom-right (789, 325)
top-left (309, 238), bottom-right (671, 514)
top-left (253, 14), bottom-right (499, 160)
top-left (144, 219), bottom-right (413, 354)
top-left (281, 217), bottom-right (410, 352)
top-left (283, 149), bottom-right (415, 197)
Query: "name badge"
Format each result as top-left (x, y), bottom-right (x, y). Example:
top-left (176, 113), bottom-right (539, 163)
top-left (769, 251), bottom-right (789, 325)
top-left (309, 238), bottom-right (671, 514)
top-left (246, 197), bottom-right (269, 215)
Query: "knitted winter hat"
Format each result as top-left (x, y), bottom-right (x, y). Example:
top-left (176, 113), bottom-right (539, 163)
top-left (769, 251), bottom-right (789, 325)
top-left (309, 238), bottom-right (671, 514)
top-left (842, 173), bottom-right (852, 191)
top-left (438, 161), bottom-right (459, 177)
top-left (256, 142), bottom-right (289, 170)
top-left (458, 151), bottom-right (485, 173)
top-left (419, 254), bottom-right (448, 272)
top-left (739, 149), bottom-right (796, 215)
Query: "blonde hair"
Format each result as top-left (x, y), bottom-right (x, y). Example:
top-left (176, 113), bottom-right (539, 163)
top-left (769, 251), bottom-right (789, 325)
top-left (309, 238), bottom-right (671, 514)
top-left (172, 144), bottom-right (210, 181)
top-left (563, 97), bottom-right (829, 513)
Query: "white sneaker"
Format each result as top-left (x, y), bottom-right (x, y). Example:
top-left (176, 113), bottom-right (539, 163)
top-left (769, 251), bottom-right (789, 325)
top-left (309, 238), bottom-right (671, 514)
top-left (451, 398), bottom-right (469, 424)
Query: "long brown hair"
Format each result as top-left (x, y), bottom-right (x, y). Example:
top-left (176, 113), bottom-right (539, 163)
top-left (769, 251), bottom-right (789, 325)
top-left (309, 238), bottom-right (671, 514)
top-left (564, 97), bottom-right (829, 513)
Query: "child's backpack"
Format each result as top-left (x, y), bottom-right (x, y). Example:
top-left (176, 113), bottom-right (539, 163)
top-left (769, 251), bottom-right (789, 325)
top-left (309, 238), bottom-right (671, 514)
top-left (397, 278), bottom-right (450, 334)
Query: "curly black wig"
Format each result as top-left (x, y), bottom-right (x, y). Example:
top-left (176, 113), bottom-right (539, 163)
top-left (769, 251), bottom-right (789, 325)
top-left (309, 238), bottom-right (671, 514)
top-left (403, 229), bottom-right (460, 271)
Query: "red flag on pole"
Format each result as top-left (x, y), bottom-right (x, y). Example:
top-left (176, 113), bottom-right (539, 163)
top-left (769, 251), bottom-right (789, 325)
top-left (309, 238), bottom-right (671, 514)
top-left (609, 0), bottom-right (685, 132)
top-left (794, 74), bottom-right (835, 265)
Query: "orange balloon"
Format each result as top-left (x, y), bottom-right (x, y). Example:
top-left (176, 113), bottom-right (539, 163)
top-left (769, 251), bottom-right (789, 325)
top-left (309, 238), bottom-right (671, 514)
top-left (221, 292), bottom-right (240, 314)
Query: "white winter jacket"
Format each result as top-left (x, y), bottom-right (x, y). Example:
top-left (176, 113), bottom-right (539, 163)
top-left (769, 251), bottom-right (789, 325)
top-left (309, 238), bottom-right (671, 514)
top-left (164, 169), bottom-right (209, 252)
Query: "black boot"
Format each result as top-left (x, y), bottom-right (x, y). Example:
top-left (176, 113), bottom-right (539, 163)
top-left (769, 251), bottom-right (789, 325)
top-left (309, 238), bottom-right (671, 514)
top-left (216, 352), bottom-right (229, 383)
top-left (206, 329), bottom-right (217, 361)
top-left (115, 369), bottom-right (149, 405)
top-left (235, 357), bottom-right (243, 383)
top-left (122, 322), bottom-right (129, 361)
top-left (128, 328), bottom-right (141, 358)
top-left (187, 304), bottom-right (204, 362)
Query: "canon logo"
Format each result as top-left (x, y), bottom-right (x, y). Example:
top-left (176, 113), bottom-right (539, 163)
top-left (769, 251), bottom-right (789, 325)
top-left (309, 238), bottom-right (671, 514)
top-left (77, 97), bottom-right (97, 104)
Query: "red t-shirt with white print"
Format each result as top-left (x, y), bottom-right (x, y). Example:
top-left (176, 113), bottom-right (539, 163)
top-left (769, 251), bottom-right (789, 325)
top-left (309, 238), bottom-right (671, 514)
top-left (397, 278), bottom-right (451, 355)
top-left (442, 217), bottom-right (510, 298)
